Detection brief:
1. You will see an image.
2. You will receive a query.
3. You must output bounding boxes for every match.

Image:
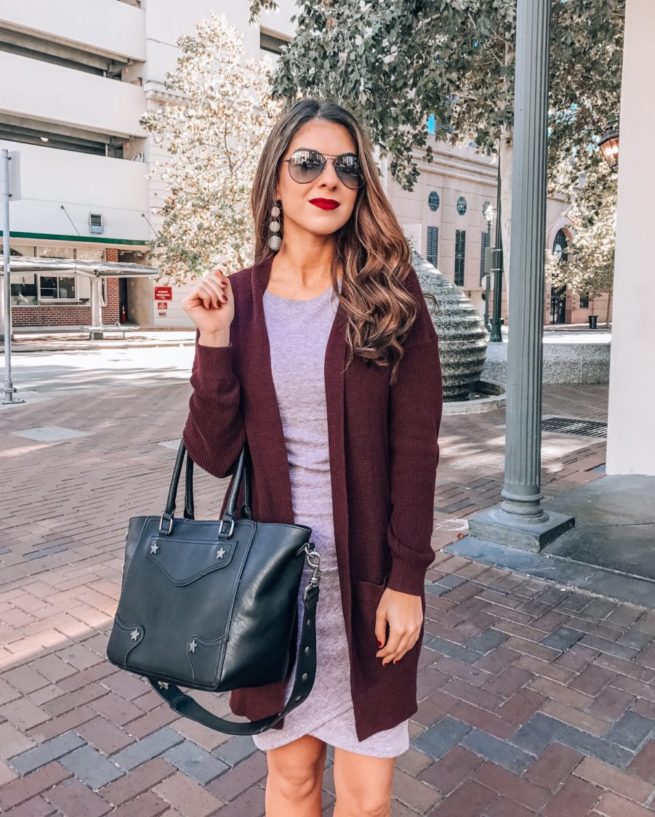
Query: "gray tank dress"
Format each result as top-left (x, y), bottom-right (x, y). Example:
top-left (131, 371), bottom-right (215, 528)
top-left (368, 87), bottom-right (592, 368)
top-left (251, 278), bottom-right (410, 758)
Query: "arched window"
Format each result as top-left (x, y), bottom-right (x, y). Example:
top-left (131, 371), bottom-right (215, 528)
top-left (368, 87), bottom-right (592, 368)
top-left (550, 229), bottom-right (569, 324)
top-left (553, 229), bottom-right (569, 262)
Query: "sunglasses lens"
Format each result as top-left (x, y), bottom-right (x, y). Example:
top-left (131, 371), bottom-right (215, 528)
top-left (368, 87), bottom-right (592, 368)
top-left (288, 150), bottom-right (324, 183)
top-left (336, 158), bottom-right (363, 189)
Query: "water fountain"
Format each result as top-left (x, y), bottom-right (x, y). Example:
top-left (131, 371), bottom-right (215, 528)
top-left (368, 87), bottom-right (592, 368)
top-left (411, 249), bottom-right (505, 413)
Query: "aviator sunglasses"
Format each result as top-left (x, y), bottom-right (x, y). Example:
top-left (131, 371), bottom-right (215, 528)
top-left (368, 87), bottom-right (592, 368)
top-left (281, 148), bottom-right (365, 190)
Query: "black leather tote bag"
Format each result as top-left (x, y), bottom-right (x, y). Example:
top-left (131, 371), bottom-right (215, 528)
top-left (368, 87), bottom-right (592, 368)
top-left (106, 438), bottom-right (321, 735)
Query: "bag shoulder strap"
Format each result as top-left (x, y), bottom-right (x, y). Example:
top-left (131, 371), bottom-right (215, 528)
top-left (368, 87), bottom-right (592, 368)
top-left (148, 584), bottom-right (319, 735)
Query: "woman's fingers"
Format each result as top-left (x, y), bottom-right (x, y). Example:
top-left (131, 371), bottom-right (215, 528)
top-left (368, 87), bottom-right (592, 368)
top-left (196, 268), bottom-right (230, 309)
top-left (377, 629), bottom-right (413, 665)
top-left (197, 282), bottom-right (219, 309)
top-left (200, 269), bottom-right (229, 306)
top-left (373, 589), bottom-right (423, 665)
top-left (375, 617), bottom-right (421, 664)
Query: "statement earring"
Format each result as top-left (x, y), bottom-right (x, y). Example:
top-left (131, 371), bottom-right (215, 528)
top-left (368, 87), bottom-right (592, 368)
top-left (268, 200), bottom-right (282, 251)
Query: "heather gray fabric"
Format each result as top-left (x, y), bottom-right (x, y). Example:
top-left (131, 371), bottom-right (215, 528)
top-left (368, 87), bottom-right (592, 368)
top-left (252, 279), bottom-right (409, 758)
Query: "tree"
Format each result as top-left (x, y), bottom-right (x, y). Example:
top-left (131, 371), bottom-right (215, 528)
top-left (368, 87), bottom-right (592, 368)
top-left (249, 0), bottom-right (624, 287)
top-left (545, 159), bottom-right (616, 324)
top-left (140, 12), bottom-right (284, 283)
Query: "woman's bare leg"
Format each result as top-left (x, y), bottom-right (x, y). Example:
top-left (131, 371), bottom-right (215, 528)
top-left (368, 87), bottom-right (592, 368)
top-left (332, 746), bottom-right (396, 817)
top-left (263, 734), bottom-right (328, 817)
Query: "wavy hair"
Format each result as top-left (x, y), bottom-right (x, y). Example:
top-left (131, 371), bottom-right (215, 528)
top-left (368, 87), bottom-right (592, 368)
top-left (251, 97), bottom-right (425, 385)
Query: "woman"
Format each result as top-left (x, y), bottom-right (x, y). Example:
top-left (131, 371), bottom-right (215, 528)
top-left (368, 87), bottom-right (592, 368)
top-left (181, 98), bottom-right (443, 817)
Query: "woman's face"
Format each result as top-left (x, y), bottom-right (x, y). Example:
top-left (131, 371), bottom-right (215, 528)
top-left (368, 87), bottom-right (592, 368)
top-left (274, 119), bottom-right (360, 241)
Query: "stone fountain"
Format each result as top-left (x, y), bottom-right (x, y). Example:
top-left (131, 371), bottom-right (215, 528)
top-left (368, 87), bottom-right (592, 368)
top-left (411, 249), bottom-right (503, 410)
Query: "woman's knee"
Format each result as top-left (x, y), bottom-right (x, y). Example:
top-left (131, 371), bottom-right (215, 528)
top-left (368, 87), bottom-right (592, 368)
top-left (333, 748), bottom-right (395, 817)
top-left (266, 734), bottom-right (327, 799)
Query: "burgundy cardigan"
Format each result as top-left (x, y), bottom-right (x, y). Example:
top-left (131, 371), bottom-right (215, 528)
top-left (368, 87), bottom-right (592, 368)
top-left (182, 253), bottom-right (443, 742)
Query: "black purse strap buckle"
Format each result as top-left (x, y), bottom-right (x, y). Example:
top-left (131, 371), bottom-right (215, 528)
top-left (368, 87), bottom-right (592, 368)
top-left (158, 513), bottom-right (174, 535)
top-left (218, 517), bottom-right (235, 539)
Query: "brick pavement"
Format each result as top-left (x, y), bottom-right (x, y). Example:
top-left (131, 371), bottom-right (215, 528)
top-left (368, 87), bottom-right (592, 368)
top-left (6, 380), bottom-right (655, 816)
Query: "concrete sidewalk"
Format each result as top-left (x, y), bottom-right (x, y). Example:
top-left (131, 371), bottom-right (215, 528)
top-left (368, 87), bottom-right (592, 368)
top-left (7, 330), bottom-right (197, 354)
top-left (3, 380), bottom-right (655, 816)
top-left (5, 324), bottom-right (612, 354)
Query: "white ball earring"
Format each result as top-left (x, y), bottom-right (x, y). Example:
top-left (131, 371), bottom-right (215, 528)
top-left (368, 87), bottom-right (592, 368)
top-left (268, 200), bottom-right (282, 251)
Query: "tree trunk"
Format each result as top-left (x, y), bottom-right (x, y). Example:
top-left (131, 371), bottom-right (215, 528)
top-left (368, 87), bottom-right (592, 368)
top-left (605, 289), bottom-right (613, 326)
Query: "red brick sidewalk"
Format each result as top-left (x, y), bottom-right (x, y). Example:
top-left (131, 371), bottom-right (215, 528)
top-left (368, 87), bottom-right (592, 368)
top-left (5, 382), bottom-right (655, 816)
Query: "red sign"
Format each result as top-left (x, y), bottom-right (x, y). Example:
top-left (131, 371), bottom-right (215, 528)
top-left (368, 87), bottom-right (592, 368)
top-left (156, 301), bottom-right (168, 310)
top-left (154, 286), bottom-right (173, 301)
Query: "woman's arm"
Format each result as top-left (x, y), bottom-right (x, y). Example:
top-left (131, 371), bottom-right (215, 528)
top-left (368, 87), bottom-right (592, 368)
top-left (384, 268), bottom-right (444, 597)
top-left (182, 328), bottom-right (246, 479)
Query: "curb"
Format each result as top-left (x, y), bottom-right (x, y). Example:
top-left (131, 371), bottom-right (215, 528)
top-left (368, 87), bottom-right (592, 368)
top-left (9, 340), bottom-right (197, 353)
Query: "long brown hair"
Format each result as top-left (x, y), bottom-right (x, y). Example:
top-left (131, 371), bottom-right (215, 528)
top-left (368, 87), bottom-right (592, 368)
top-left (251, 97), bottom-right (420, 385)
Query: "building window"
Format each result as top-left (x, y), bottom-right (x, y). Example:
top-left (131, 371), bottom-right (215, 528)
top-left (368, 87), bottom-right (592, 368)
top-left (480, 232), bottom-right (490, 281)
top-left (553, 229), bottom-right (569, 261)
top-left (39, 276), bottom-right (77, 300)
top-left (427, 226), bottom-right (439, 267)
top-left (260, 30), bottom-right (291, 55)
top-left (428, 191), bottom-right (440, 212)
top-left (10, 245), bottom-right (109, 305)
top-left (11, 274), bottom-right (38, 305)
top-left (579, 292), bottom-right (590, 308)
top-left (456, 196), bottom-right (467, 216)
top-left (455, 230), bottom-right (466, 286)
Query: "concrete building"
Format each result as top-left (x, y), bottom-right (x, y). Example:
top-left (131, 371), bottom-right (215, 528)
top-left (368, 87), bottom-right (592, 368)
top-left (0, 0), bottom-right (290, 331)
top-left (389, 141), bottom-right (586, 324)
top-left (0, 0), bottom-right (603, 331)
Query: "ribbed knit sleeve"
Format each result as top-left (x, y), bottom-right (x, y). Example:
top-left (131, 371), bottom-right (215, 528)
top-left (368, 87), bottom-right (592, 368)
top-left (385, 269), bottom-right (444, 596)
top-left (181, 329), bottom-right (246, 479)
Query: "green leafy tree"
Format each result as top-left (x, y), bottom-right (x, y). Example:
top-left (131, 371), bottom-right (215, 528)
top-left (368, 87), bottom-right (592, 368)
top-left (249, 0), bottom-right (624, 288)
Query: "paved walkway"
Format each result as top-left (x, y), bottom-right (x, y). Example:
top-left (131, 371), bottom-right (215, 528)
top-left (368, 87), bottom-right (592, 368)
top-left (4, 380), bottom-right (655, 816)
top-left (9, 330), bottom-right (197, 354)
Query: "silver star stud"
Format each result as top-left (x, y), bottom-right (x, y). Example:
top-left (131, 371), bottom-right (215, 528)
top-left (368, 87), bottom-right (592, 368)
top-left (216, 547), bottom-right (226, 560)
top-left (157, 680), bottom-right (169, 690)
top-left (130, 628), bottom-right (140, 641)
top-left (150, 541), bottom-right (160, 554)
top-left (188, 639), bottom-right (198, 653)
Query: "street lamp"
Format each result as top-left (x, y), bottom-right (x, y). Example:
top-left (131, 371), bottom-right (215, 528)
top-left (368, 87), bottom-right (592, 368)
top-left (599, 128), bottom-right (619, 171)
top-left (482, 201), bottom-right (494, 331)
top-left (489, 143), bottom-right (504, 343)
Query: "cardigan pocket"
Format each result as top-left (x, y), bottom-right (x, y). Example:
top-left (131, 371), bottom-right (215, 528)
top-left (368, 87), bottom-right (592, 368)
top-left (353, 577), bottom-right (418, 682)
top-left (353, 578), bottom-right (389, 682)
top-left (354, 578), bottom-right (387, 623)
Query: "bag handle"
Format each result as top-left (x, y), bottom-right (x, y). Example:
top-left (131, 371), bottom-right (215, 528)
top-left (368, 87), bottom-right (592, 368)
top-left (148, 577), bottom-right (319, 735)
top-left (161, 439), bottom-right (252, 534)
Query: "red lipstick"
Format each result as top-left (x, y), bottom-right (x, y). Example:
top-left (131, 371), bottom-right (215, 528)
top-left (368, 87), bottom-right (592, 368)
top-left (309, 198), bottom-right (340, 210)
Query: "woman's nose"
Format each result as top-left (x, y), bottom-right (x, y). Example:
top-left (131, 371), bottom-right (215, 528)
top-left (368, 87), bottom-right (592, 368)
top-left (319, 160), bottom-right (340, 186)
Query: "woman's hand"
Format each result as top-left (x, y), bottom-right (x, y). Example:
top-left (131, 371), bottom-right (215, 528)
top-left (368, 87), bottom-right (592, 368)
top-left (181, 259), bottom-right (235, 340)
top-left (375, 588), bottom-right (423, 666)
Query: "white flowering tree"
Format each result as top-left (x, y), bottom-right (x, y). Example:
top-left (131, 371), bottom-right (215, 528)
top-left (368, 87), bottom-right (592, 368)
top-left (546, 160), bottom-right (616, 324)
top-left (141, 12), bottom-right (285, 284)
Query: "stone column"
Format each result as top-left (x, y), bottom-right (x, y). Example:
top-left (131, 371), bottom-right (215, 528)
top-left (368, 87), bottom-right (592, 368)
top-left (89, 277), bottom-right (104, 339)
top-left (606, 0), bottom-right (655, 476)
top-left (467, 0), bottom-right (574, 550)
top-left (502, 0), bottom-right (550, 518)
